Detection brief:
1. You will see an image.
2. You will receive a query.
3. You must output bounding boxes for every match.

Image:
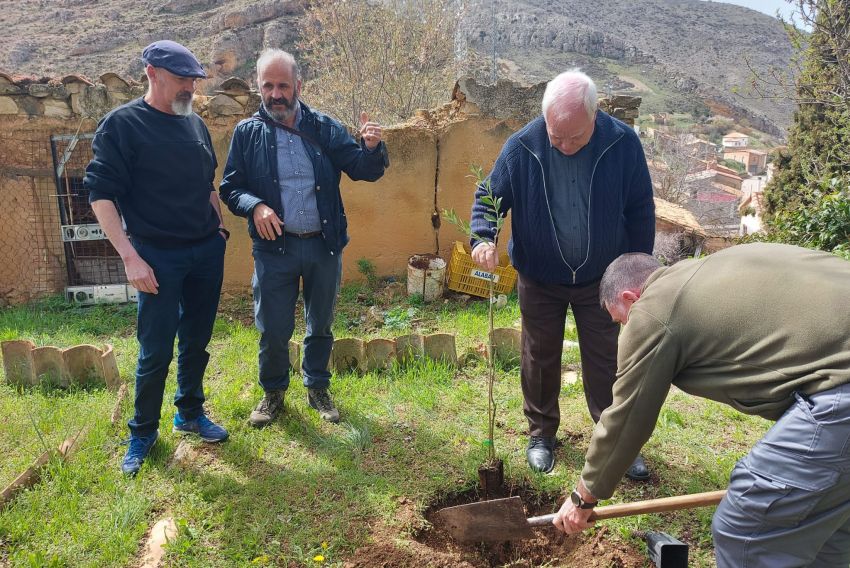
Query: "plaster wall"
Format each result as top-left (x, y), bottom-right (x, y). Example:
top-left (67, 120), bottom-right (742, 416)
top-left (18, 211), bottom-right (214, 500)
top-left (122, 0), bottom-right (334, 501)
top-left (340, 127), bottom-right (438, 281)
top-left (0, 73), bottom-right (653, 302)
top-left (434, 117), bottom-right (519, 263)
top-left (206, 118), bottom-right (252, 292)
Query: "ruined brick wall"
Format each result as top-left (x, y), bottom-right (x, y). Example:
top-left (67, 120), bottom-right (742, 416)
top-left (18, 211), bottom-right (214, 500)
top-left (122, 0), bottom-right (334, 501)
top-left (0, 72), bottom-right (646, 302)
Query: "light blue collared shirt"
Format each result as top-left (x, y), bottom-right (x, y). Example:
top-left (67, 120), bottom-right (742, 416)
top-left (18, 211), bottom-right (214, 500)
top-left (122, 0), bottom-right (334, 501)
top-left (276, 106), bottom-right (320, 233)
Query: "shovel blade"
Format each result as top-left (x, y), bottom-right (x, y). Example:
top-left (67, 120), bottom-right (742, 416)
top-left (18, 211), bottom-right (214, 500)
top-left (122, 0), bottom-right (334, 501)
top-left (434, 496), bottom-right (536, 542)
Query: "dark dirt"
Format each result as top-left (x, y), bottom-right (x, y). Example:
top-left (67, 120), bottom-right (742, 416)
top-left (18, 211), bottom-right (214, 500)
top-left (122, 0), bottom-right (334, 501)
top-left (408, 254), bottom-right (442, 271)
top-left (345, 483), bottom-right (648, 568)
top-left (477, 459), bottom-right (504, 500)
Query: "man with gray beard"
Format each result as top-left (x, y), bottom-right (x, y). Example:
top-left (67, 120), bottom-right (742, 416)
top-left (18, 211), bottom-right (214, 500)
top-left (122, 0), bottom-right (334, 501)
top-left (86, 40), bottom-right (230, 476)
top-left (220, 48), bottom-right (387, 427)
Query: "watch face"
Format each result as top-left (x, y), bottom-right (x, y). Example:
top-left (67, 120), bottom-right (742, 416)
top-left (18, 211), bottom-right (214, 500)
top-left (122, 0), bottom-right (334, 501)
top-left (571, 490), bottom-right (595, 509)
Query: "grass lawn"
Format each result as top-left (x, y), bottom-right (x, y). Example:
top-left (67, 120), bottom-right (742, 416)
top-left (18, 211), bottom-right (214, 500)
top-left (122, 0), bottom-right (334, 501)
top-left (0, 284), bottom-right (769, 567)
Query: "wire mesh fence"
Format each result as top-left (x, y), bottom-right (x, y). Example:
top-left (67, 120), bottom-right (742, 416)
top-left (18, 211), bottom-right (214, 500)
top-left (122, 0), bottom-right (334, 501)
top-left (0, 130), bottom-right (126, 306)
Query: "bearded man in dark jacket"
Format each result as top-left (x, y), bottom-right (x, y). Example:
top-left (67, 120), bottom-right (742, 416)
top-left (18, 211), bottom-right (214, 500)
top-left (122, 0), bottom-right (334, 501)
top-left (220, 49), bottom-right (387, 427)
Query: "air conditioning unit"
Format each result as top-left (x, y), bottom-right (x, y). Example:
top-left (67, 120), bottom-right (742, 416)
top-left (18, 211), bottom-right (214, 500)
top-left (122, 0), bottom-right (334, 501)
top-left (61, 223), bottom-right (105, 242)
top-left (66, 286), bottom-right (94, 305)
top-left (66, 284), bottom-right (129, 306)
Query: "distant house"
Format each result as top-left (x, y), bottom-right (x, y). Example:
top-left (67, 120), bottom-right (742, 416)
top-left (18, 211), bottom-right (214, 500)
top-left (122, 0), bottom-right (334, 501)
top-left (723, 147), bottom-right (767, 175)
top-left (645, 129), bottom-right (719, 165)
top-left (682, 134), bottom-right (719, 161)
top-left (712, 164), bottom-right (744, 190)
top-left (651, 113), bottom-right (669, 125)
top-left (653, 197), bottom-right (730, 257)
top-left (722, 131), bottom-right (749, 148)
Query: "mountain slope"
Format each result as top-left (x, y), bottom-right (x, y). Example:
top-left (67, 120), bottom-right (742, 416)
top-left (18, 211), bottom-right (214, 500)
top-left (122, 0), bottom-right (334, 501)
top-left (0, 0), bottom-right (794, 133)
top-left (463, 0), bottom-right (795, 134)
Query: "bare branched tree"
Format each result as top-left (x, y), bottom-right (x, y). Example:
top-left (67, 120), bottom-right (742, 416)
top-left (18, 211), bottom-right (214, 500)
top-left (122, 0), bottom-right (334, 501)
top-left (746, 1), bottom-right (849, 112)
top-left (643, 129), bottom-right (710, 206)
top-left (298, 0), bottom-right (465, 127)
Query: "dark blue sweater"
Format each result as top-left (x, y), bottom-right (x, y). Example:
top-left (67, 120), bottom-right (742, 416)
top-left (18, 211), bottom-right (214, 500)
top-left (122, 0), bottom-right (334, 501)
top-left (470, 111), bottom-right (655, 285)
top-left (85, 98), bottom-right (220, 247)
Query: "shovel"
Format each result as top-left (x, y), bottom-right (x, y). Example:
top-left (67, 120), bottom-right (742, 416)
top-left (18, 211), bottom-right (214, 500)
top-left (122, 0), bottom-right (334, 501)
top-left (435, 490), bottom-right (726, 543)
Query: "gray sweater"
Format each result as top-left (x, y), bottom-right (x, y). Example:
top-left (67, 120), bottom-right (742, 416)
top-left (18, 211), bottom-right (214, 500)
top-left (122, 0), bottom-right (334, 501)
top-left (583, 243), bottom-right (850, 499)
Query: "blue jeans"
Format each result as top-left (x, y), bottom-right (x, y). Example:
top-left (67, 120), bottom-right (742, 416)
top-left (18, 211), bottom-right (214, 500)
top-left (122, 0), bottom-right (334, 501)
top-left (712, 383), bottom-right (850, 567)
top-left (128, 235), bottom-right (225, 437)
top-left (252, 235), bottom-right (341, 392)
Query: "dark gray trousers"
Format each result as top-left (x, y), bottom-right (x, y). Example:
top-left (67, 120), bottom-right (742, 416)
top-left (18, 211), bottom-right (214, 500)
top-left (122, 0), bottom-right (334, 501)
top-left (518, 274), bottom-right (619, 437)
top-left (712, 383), bottom-right (850, 567)
top-left (252, 235), bottom-right (341, 392)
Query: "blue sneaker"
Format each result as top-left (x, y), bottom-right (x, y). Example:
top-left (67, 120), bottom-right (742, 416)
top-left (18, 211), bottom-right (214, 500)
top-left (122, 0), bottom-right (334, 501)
top-left (121, 431), bottom-right (159, 476)
top-left (172, 412), bottom-right (229, 443)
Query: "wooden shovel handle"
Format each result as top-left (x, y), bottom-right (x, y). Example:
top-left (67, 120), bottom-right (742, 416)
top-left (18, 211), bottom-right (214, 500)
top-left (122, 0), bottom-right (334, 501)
top-left (526, 490), bottom-right (727, 527)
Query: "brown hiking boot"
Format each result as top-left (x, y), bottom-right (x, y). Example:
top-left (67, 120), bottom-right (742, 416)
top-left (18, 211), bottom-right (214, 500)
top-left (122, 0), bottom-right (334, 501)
top-left (249, 390), bottom-right (285, 428)
top-left (307, 388), bottom-right (340, 423)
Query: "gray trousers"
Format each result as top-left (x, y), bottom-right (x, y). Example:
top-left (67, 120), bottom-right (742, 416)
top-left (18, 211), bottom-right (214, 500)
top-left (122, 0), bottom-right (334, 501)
top-left (712, 383), bottom-right (850, 567)
top-left (252, 235), bottom-right (341, 392)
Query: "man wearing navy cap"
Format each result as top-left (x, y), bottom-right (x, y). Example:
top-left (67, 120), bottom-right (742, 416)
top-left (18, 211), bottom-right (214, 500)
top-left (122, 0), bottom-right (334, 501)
top-left (85, 40), bottom-right (230, 476)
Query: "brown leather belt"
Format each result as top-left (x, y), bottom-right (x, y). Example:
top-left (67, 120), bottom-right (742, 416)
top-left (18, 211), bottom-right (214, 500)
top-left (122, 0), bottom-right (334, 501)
top-left (284, 231), bottom-right (322, 239)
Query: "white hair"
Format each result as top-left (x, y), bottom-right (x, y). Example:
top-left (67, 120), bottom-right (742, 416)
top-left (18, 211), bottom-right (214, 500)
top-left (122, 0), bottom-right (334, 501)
top-left (256, 48), bottom-right (301, 81)
top-left (541, 69), bottom-right (598, 122)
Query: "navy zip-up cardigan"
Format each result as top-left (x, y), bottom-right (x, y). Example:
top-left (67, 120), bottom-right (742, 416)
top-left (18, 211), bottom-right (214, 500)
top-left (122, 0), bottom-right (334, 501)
top-left (219, 102), bottom-right (387, 254)
top-left (470, 111), bottom-right (655, 285)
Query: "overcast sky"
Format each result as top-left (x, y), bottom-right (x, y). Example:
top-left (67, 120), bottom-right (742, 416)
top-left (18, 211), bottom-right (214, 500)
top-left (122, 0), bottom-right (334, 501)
top-left (701, 0), bottom-right (796, 20)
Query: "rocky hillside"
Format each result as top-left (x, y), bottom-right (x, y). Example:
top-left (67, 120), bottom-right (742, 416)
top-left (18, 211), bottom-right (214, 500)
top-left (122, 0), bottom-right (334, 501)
top-left (463, 0), bottom-right (795, 135)
top-left (0, 0), bottom-right (303, 83)
top-left (1, 0), bottom-right (794, 134)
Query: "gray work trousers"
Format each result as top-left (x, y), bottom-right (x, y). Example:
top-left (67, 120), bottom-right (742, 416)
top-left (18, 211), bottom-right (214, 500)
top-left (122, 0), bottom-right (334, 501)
top-left (712, 382), bottom-right (850, 567)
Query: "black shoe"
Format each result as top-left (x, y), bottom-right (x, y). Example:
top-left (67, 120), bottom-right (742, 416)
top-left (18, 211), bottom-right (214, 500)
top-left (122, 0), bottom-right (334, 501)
top-left (625, 454), bottom-right (650, 481)
top-left (526, 436), bottom-right (556, 473)
top-left (307, 388), bottom-right (340, 423)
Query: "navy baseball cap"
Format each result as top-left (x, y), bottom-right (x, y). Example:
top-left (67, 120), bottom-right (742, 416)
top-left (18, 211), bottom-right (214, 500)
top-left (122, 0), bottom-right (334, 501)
top-left (142, 40), bottom-right (207, 79)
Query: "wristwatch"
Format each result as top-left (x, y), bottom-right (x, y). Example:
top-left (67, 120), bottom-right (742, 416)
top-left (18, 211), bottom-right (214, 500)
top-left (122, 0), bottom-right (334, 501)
top-left (570, 489), bottom-right (597, 510)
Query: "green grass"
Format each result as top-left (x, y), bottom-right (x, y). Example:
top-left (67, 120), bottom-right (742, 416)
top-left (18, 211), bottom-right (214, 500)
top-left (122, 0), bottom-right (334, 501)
top-left (0, 286), bottom-right (769, 566)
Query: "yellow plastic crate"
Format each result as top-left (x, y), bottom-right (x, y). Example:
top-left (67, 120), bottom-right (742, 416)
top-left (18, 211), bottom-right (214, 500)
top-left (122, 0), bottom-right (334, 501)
top-left (446, 241), bottom-right (518, 298)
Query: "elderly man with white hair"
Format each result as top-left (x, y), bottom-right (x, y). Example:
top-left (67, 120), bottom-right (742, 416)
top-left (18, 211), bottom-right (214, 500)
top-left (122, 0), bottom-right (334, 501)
top-left (470, 70), bottom-right (655, 476)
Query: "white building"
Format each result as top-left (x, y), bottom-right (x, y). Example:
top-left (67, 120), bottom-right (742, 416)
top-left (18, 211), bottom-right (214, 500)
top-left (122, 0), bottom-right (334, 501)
top-left (722, 131), bottom-right (749, 148)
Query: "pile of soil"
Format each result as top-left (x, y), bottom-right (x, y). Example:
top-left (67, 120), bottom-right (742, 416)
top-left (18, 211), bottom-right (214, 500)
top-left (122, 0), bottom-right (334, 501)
top-left (344, 484), bottom-right (647, 567)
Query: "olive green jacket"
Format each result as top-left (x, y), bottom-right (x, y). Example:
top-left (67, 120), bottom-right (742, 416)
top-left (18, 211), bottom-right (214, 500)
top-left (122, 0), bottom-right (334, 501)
top-left (583, 243), bottom-right (850, 499)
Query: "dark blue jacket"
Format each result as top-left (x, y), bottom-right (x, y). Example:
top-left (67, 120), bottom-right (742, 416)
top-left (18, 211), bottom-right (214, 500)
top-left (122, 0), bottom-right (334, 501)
top-left (219, 102), bottom-right (387, 254)
top-left (471, 111), bottom-right (655, 285)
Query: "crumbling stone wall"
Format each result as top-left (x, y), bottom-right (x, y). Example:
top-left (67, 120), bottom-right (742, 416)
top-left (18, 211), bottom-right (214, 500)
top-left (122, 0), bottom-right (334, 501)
top-left (0, 72), bottom-right (646, 301)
